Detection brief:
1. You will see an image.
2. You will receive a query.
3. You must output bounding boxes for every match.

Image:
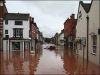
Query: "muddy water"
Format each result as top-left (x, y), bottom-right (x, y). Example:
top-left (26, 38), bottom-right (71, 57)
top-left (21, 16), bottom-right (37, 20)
top-left (0, 44), bottom-right (100, 75)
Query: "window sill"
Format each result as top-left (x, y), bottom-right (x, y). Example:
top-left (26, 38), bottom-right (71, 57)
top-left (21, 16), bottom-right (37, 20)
top-left (91, 53), bottom-right (96, 56)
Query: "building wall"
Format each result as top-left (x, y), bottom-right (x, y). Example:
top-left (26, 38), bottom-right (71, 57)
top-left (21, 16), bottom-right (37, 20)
top-left (76, 4), bottom-right (87, 59)
top-left (0, 1), bottom-right (7, 50)
top-left (64, 14), bottom-right (76, 48)
top-left (64, 14), bottom-right (76, 38)
top-left (59, 33), bottom-right (64, 46)
top-left (88, 0), bottom-right (100, 65)
top-left (3, 20), bottom-right (30, 39)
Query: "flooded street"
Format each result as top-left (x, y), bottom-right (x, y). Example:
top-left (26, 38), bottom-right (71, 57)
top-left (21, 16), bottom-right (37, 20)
top-left (0, 44), bottom-right (100, 75)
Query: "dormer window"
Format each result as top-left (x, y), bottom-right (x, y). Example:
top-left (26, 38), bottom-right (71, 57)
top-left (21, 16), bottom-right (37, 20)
top-left (15, 21), bottom-right (23, 25)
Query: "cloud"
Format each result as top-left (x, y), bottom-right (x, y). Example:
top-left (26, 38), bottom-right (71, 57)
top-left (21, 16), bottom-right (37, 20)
top-left (6, 1), bottom-right (79, 37)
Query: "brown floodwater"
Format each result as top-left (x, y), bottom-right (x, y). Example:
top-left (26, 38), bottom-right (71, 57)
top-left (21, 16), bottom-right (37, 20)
top-left (0, 44), bottom-right (100, 75)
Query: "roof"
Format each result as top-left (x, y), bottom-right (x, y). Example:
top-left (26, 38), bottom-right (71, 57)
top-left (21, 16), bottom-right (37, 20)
top-left (80, 1), bottom-right (91, 13)
top-left (4, 3), bottom-right (8, 13)
top-left (4, 13), bottom-right (30, 20)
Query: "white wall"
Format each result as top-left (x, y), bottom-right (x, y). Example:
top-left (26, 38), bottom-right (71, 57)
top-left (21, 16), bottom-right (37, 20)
top-left (88, 0), bottom-right (100, 65)
top-left (3, 20), bottom-right (30, 39)
top-left (58, 33), bottom-right (64, 46)
top-left (60, 33), bottom-right (64, 46)
top-left (76, 4), bottom-right (87, 59)
top-left (3, 40), bottom-right (9, 51)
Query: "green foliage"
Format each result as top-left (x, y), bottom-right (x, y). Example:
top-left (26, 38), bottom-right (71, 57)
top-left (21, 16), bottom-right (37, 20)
top-left (44, 38), bottom-right (51, 43)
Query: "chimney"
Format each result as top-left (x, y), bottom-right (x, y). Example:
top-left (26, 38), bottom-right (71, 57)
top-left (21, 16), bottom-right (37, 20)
top-left (70, 14), bottom-right (75, 19)
top-left (32, 18), bottom-right (34, 22)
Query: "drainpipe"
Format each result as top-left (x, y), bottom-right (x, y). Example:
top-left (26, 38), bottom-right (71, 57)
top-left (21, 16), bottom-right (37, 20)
top-left (86, 15), bottom-right (89, 62)
top-left (99, 24), bottom-right (100, 66)
top-left (99, 0), bottom-right (100, 66)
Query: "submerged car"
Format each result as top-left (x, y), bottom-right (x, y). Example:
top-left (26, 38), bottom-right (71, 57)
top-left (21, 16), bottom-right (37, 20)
top-left (48, 45), bottom-right (56, 50)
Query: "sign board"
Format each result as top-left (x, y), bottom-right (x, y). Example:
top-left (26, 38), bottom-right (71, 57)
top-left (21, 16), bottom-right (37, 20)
top-left (81, 37), bottom-right (86, 46)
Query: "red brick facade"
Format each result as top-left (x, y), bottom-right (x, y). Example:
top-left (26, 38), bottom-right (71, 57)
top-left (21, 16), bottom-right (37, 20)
top-left (30, 17), bottom-right (38, 39)
top-left (64, 14), bottom-right (77, 48)
top-left (0, 1), bottom-right (8, 50)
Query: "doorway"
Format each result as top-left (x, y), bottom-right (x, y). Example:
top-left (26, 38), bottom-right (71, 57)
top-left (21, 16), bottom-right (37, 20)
top-left (12, 42), bottom-right (20, 50)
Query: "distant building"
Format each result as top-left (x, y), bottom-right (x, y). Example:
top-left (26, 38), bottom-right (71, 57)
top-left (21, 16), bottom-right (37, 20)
top-left (3, 13), bottom-right (31, 51)
top-left (0, 0), bottom-right (8, 50)
top-left (64, 14), bottom-right (77, 49)
top-left (58, 29), bottom-right (64, 46)
top-left (54, 33), bottom-right (59, 45)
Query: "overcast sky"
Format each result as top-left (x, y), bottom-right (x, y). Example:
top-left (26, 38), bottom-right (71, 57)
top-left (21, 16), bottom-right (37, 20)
top-left (5, 1), bottom-right (91, 38)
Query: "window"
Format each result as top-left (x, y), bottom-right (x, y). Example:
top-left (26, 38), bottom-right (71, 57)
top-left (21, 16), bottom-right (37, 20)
top-left (5, 20), bottom-right (8, 24)
top-left (13, 28), bottom-right (23, 38)
top-left (5, 30), bottom-right (8, 34)
top-left (5, 35), bottom-right (9, 39)
top-left (92, 35), bottom-right (97, 53)
top-left (15, 21), bottom-right (23, 25)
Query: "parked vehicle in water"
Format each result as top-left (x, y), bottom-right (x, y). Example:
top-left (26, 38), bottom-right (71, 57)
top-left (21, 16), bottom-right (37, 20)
top-left (43, 44), bottom-right (56, 50)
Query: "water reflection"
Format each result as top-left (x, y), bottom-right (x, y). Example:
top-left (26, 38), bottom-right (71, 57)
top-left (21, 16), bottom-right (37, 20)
top-left (0, 48), bottom-right (42, 74)
top-left (35, 45), bottom-right (66, 74)
top-left (63, 47), bottom-right (100, 75)
top-left (0, 44), bottom-right (100, 75)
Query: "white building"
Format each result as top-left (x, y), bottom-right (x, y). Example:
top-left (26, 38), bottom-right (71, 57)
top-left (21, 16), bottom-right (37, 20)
top-left (76, 1), bottom-right (90, 59)
top-left (58, 30), bottom-right (64, 46)
top-left (88, 0), bottom-right (100, 66)
top-left (76, 0), bottom-right (100, 66)
top-left (3, 13), bottom-right (31, 51)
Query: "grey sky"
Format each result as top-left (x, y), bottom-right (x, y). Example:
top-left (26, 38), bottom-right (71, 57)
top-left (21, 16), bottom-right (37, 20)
top-left (5, 1), bottom-right (91, 38)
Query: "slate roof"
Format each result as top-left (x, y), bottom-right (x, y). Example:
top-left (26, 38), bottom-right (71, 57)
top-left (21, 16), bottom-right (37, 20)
top-left (4, 13), bottom-right (30, 20)
top-left (80, 1), bottom-right (91, 13)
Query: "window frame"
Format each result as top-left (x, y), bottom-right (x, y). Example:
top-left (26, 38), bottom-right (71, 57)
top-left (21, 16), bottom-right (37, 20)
top-left (92, 35), bottom-right (97, 54)
top-left (13, 28), bottom-right (23, 38)
top-left (5, 30), bottom-right (8, 34)
top-left (15, 21), bottom-right (23, 25)
top-left (5, 20), bottom-right (8, 25)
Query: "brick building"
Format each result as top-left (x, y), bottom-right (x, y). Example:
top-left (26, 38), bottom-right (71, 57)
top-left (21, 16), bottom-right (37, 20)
top-left (0, 0), bottom-right (8, 50)
top-left (30, 17), bottom-right (43, 52)
top-left (64, 14), bottom-right (77, 49)
top-left (30, 17), bottom-right (38, 51)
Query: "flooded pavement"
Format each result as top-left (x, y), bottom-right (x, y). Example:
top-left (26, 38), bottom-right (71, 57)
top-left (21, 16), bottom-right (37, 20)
top-left (0, 44), bottom-right (100, 75)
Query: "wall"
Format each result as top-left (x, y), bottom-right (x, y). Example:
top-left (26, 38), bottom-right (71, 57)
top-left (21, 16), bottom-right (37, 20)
top-left (59, 33), bottom-right (64, 46)
top-left (3, 20), bottom-right (30, 39)
top-left (76, 4), bottom-right (87, 59)
top-left (0, 2), bottom-right (4, 50)
top-left (88, 0), bottom-right (100, 65)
